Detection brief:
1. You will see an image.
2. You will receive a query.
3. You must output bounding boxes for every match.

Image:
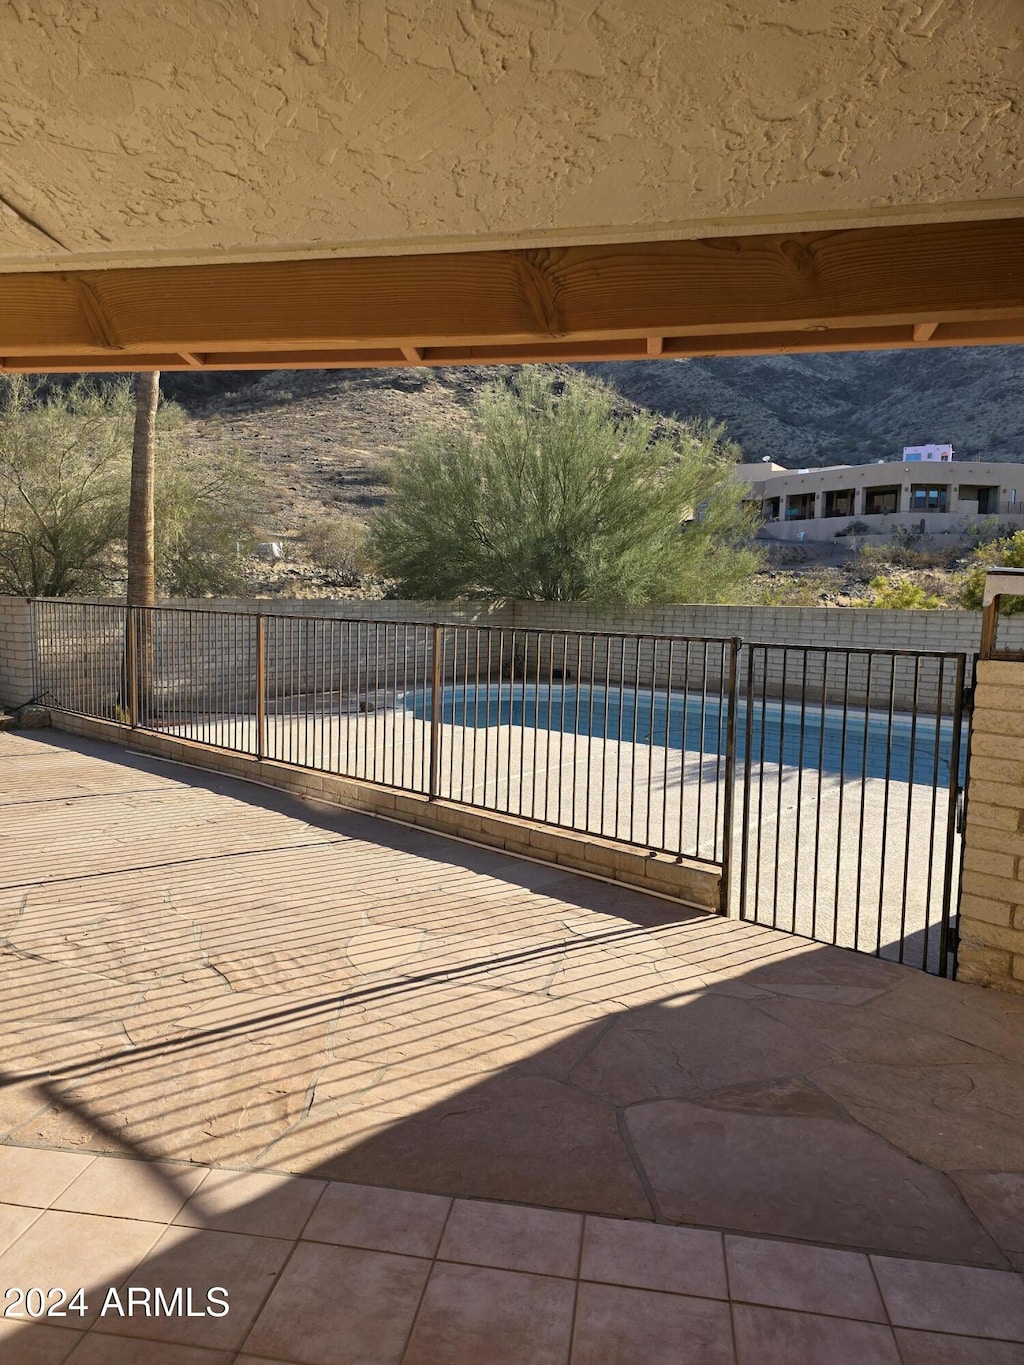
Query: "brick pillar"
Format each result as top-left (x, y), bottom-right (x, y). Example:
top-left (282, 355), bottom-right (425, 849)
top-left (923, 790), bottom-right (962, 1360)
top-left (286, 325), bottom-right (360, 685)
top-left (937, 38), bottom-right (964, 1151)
top-left (0, 596), bottom-right (35, 709)
top-left (957, 571), bottom-right (1024, 994)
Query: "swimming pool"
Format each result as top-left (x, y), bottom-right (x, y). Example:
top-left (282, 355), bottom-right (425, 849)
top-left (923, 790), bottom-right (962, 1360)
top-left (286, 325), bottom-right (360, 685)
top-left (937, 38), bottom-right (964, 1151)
top-left (405, 682), bottom-right (967, 786)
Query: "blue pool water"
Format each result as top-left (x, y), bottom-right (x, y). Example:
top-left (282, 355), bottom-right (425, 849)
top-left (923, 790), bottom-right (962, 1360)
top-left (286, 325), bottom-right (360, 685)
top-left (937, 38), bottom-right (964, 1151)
top-left (405, 683), bottom-right (967, 786)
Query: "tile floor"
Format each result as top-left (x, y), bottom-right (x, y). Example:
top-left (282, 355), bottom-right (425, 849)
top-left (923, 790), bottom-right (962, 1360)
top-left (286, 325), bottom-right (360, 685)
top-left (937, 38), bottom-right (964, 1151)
top-left (1, 1146), bottom-right (1023, 1365)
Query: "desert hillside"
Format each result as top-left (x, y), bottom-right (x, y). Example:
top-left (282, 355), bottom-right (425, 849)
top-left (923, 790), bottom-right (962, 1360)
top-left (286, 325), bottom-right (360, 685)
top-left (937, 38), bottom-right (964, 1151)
top-left (158, 347), bottom-right (1024, 538)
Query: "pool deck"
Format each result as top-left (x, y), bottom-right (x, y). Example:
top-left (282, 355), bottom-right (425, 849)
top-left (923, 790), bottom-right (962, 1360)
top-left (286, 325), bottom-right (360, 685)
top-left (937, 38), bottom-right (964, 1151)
top-left (2, 729), bottom-right (1023, 1362)
top-left (164, 703), bottom-right (958, 966)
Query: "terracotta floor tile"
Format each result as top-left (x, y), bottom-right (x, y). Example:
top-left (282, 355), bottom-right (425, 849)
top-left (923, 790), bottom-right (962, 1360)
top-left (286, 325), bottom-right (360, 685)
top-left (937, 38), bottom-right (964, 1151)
top-left (581, 1216), bottom-right (727, 1298)
top-left (0, 1147), bottom-right (94, 1209)
top-left (65, 1335), bottom-right (234, 1364)
top-left (570, 1283), bottom-right (735, 1365)
top-left (54, 1158), bottom-right (207, 1224)
top-left (244, 1241), bottom-right (430, 1365)
top-left (171, 1168), bottom-right (324, 1239)
top-left (402, 1262), bottom-right (576, 1365)
top-left (99, 1225), bottom-right (292, 1350)
top-left (0, 1201), bottom-right (42, 1254)
top-left (893, 1328), bottom-right (1024, 1363)
top-left (871, 1255), bottom-right (1024, 1338)
top-left (0, 1210), bottom-right (166, 1329)
top-left (438, 1199), bottom-right (582, 1277)
top-left (725, 1234), bottom-right (886, 1320)
top-left (301, 1180), bottom-right (451, 1258)
top-left (732, 1304), bottom-right (901, 1365)
top-left (0, 1318), bottom-right (82, 1365)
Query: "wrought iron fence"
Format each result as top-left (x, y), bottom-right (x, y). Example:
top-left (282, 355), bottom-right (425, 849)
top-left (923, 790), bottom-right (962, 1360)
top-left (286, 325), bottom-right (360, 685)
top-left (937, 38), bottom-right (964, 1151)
top-left (30, 601), bottom-right (972, 974)
top-left (33, 600), bottom-right (127, 722)
top-left (30, 602), bottom-right (738, 867)
top-left (427, 625), bottom-right (739, 868)
top-left (737, 643), bottom-right (969, 976)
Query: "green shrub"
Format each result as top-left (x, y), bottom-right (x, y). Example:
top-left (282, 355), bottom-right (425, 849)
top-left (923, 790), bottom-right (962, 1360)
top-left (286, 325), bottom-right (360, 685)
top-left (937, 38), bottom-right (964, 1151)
top-left (960, 528), bottom-right (1024, 612)
top-left (302, 516), bottom-right (370, 586)
top-left (864, 576), bottom-right (944, 609)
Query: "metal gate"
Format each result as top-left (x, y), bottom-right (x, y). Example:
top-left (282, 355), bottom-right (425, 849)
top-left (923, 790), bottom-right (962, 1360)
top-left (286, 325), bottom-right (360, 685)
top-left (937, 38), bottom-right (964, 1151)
top-left (733, 643), bottom-right (971, 977)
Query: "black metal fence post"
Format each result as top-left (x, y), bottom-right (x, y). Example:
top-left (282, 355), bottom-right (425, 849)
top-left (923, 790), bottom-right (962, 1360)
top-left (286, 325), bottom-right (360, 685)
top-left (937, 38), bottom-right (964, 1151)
top-left (126, 608), bottom-right (139, 729)
top-left (938, 652), bottom-right (968, 976)
top-left (737, 640), bottom-right (757, 922)
top-left (255, 612), bottom-right (266, 760)
top-left (428, 622), bottom-right (442, 800)
top-left (720, 636), bottom-right (742, 916)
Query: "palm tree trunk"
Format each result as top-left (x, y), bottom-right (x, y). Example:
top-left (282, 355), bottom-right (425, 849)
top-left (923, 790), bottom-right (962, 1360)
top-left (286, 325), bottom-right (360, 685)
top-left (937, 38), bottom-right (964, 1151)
top-left (127, 370), bottom-right (158, 607)
top-left (125, 370), bottom-right (159, 723)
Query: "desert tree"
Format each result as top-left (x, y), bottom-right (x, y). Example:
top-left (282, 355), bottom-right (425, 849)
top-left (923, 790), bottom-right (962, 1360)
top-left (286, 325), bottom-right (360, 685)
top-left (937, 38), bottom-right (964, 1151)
top-left (127, 370), bottom-right (159, 608)
top-left (0, 376), bottom-right (132, 597)
top-left (0, 375), bottom-right (263, 599)
top-left (369, 368), bottom-right (759, 603)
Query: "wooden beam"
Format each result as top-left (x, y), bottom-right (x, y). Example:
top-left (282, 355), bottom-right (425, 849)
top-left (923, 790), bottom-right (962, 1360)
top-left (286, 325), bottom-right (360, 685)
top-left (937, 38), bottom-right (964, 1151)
top-left (5, 318), bottom-right (1024, 373)
top-left (69, 277), bottom-right (123, 351)
top-left (0, 218), bottom-right (1020, 370)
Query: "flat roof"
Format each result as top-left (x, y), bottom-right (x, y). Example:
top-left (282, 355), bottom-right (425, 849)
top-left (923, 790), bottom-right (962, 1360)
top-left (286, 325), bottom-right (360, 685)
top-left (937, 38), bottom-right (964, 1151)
top-left (738, 459), bottom-right (1024, 485)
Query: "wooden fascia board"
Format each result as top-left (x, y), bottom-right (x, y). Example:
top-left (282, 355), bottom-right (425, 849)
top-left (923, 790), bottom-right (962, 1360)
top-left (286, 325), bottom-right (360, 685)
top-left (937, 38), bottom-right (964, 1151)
top-left (5, 321), bottom-right (1024, 372)
top-left (0, 218), bottom-right (1021, 367)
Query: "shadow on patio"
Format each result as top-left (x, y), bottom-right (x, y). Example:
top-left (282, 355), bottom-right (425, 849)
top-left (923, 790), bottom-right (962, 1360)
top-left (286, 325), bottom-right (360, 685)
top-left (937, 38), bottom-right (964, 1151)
top-left (2, 730), bottom-right (1024, 1361)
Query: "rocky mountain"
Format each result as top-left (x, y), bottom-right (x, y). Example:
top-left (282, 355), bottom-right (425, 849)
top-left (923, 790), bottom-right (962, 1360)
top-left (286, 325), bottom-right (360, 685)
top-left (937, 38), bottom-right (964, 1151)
top-left (578, 348), bottom-right (1024, 468)
top-left (157, 346), bottom-right (1024, 535)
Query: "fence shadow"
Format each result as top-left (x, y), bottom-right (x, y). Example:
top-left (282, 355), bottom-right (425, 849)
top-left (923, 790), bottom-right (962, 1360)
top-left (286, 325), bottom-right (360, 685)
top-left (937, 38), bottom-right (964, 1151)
top-left (0, 728), bottom-right (1015, 1359)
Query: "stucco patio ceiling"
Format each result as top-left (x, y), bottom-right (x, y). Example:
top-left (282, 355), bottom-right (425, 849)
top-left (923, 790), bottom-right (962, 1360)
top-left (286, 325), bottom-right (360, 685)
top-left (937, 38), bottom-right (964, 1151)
top-left (0, 0), bottom-right (1021, 370)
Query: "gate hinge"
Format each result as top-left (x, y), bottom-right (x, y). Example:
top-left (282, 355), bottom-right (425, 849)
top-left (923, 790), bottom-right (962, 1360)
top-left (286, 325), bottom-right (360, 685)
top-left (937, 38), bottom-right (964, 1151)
top-left (956, 787), bottom-right (966, 835)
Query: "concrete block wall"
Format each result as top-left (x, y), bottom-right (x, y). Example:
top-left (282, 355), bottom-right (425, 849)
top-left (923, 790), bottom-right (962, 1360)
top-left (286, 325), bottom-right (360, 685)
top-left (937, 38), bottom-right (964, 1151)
top-left (0, 597), bottom-right (35, 708)
top-left (30, 604), bottom-right (502, 716)
top-left (500, 600), bottom-right (1015, 660)
top-left (957, 657), bottom-right (1024, 996)
top-left (11, 592), bottom-right (1006, 723)
top-left (37, 594), bottom-right (1011, 665)
top-left (162, 597), bottom-right (506, 627)
top-left (508, 630), bottom-right (958, 712)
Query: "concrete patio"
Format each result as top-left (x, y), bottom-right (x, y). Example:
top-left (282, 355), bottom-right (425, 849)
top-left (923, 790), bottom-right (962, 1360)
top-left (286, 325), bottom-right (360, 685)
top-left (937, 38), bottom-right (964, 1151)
top-left (2, 730), bottom-right (1024, 1362)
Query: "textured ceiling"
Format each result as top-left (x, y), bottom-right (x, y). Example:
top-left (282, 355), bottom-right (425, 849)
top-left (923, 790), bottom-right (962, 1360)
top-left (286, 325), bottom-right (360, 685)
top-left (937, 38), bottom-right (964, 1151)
top-left (1, 0), bottom-right (1022, 275)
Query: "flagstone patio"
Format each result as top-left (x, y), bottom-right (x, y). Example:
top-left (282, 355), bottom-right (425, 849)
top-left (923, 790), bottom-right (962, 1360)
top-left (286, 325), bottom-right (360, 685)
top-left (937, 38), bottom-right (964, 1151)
top-left (2, 730), bottom-right (1024, 1361)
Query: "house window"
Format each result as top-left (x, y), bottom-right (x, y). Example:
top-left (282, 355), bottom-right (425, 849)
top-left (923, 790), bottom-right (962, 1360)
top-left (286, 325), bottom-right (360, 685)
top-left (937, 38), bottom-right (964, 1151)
top-left (785, 492), bottom-right (815, 521)
top-left (910, 484), bottom-right (949, 512)
top-left (823, 489), bottom-right (855, 518)
top-left (864, 485), bottom-right (901, 515)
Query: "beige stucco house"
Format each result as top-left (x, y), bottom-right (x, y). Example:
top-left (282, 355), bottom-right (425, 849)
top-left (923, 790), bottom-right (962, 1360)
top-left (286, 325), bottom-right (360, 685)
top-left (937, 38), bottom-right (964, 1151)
top-left (735, 458), bottom-right (1024, 541)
